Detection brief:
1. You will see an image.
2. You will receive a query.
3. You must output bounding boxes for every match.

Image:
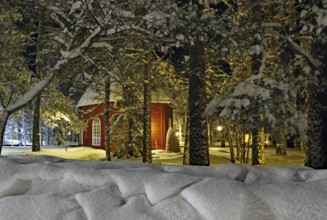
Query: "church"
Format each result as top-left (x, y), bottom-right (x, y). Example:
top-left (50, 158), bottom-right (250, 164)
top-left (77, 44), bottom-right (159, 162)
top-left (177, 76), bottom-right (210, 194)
top-left (76, 84), bottom-right (176, 151)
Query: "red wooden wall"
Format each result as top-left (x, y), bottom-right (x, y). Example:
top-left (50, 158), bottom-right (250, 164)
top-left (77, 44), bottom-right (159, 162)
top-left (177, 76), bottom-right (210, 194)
top-left (151, 103), bottom-right (173, 150)
top-left (80, 103), bottom-right (106, 149)
top-left (79, 103), bottom-right (173, 151)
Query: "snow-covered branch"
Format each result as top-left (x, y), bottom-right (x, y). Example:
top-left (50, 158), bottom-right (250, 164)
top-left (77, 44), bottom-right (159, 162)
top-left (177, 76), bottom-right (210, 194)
top-left (61, 26), bottom-right (102, 59)
top-left (6, 72), bottom-right (54, 113)
top-left (265, 29), bottom-right (322, 69)
top-left (286, 36), bottom-right (322, 68)
top-left (82, 53), bottom-right (120, 82)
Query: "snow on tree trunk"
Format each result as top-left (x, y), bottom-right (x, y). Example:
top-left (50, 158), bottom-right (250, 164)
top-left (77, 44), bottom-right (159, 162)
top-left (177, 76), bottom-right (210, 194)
top-left (104, 77), bottom-right (111, 161)
top-left (251, 125), bottom-right (265, 166)
top-left (32, 11), bottom-right (45, 152)
top-left (143, 51), bottom-right (152, 163)
top-left (188, 35), bottom-right (210, 166)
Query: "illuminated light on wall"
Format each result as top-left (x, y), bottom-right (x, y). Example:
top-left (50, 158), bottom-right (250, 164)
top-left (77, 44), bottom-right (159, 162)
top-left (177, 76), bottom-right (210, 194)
top-left (244, 134), bottom-right (250, 143)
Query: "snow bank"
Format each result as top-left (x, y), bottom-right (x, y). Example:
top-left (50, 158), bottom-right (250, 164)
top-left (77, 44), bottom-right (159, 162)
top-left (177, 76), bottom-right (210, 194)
top-left (0, 156), bottom-right (326, 220)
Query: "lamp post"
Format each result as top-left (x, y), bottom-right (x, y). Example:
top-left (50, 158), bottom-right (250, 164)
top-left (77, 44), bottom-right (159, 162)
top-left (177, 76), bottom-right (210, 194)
top-left (217, 126), bottom-right (224, 147)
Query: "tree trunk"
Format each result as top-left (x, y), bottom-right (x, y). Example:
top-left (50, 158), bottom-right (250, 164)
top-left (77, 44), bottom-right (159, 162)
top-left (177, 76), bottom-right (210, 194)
top-left (188, 35), bottom-right (210, 166)
top-left (225, 124), bottom-right (236, 163)
top-left (32, 96), bottom-right (41, 150)
top-left (235, 129), bottom-right (240, 161)
top-left (183, 102), bottom-right (190, 165)
top-left (252, 119), bottom-right (265, 166)
top-left (306, 41), bottom-right (327, 168)
top-left (208, 122), bottom-right (213, 148)
top-left (47, 125), bottom-right (50, 145)
top-left (0, 71), bottom-right (55, 155)
top-left (250, 0), bottom-right (265, 166)
top-left (306, 90), bottom-right (327, 168)
top-left (104, 77), bottom-right (111, 161)
top-left (128, 117), bottom-right (133, 156)
top-left (0, 111), bottom-right (10, 153)
top-left (143, 51), bottom-right (152, 163)
top-left (273, 130), bottom-right (287, 156)
top-left (17, 119), bottom-right (22, 142)
top-left (32, 11), bottom-right (45, 151)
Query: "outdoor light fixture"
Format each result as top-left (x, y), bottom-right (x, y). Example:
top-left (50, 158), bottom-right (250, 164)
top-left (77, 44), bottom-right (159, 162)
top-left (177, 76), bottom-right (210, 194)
top-left (244, 134), bottom-right (250, 143)
top-left (217, 126), bottom-right (223, 131)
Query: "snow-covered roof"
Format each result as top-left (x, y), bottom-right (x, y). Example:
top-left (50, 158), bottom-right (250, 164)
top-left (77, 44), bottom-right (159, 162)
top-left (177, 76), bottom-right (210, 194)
top-left (76, 88), bottom-right (103, 108)
top-left (76, 84), bottom-right (177, 108)
top-left (152, 87), bottom-right (177, 106)
top-left (76, 83), bottom-right (123, 108)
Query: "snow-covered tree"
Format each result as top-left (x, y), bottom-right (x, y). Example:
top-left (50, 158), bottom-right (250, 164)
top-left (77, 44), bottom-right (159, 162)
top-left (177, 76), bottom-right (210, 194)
top-left (297, 0), bottom-right (327, 168)
top-left (205, 0), bottom-right (310, 166)
top-left (0, 2), bottom-right (53, 151)
top-left (152, 1), bottom-right (237, 165)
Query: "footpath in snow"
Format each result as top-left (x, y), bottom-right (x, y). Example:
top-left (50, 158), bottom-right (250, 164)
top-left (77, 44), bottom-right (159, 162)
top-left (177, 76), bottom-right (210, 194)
top-left (0, 155), bottom-right (326, 220)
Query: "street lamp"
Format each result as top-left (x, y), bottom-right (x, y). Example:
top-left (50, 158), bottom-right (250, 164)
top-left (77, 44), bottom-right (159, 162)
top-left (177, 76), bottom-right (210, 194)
top-left (217, 125), bottom-right (224, 147)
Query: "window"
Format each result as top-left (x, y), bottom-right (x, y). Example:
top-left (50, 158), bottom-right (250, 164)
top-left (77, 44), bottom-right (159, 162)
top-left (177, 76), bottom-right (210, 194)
top-left (92, 118), bottom-right (101, 146)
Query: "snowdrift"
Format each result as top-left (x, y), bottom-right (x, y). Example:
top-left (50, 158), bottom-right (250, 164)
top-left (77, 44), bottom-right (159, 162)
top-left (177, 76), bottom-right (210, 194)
top-left (0, 156), bottom-right (326, 220)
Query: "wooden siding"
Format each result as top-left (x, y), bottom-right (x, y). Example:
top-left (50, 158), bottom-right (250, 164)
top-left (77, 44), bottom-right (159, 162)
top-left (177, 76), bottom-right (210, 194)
top-left (79, 103), bottom-right (116, 150)
top-left (151, 103), bottom-right (173, 150)
top-left (79, 103), bottom-right (173, 151)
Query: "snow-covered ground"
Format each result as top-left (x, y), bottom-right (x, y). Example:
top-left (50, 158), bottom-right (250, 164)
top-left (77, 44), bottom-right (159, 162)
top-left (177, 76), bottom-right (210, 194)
top-left (2, 146), bottom-right (105, 160)
top-left (0, 155), bottom-right (327, 220)
top-left (2, 146), bottom-right (306, 166)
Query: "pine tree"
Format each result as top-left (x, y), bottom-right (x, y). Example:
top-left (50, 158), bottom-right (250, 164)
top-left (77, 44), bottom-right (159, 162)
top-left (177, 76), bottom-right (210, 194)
top-left (143, 50), bottom-right (152, 163)
top-left (298, 0), bottom-right (327, 168)
top-left (204, 0), bottom-right (308, 166)
top-left (32, 10), bottom-right (45, 151)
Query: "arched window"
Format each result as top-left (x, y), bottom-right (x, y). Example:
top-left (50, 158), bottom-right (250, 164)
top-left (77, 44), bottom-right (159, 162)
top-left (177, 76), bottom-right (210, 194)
top-left (92, 118), bottom-right (101, 146)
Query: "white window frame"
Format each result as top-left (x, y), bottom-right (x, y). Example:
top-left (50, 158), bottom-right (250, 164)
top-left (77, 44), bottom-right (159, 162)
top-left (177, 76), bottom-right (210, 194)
top-left (92, 118), bottom-right (101, 146)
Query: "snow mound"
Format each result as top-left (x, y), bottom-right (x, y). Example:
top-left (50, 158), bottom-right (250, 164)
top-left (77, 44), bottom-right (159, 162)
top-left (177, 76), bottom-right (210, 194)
top-left (0, 156), bottom-right (327, 220)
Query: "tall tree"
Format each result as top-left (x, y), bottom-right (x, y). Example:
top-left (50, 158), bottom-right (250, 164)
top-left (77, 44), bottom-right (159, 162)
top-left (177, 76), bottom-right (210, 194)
top-left (104, 76), bottom-right (111, 161)
top-left (143, 50), bottom-right (152, 163)
top-left (204, 0), bottom-right (309, 166)
top-left (250, 0), bottom-right (265, 166)
top-left (32, 10), bottom-right (45, 151)
top-left (183, 103), bottom-right (190, 165)
top-left (0, 2), bottom-right (56, 151)
top-left (298, 0), bottom-right (327, 168)
top-left (188, 33), bottom-right (209, 165)
top-left (167, 1), bottom-right (236, 165)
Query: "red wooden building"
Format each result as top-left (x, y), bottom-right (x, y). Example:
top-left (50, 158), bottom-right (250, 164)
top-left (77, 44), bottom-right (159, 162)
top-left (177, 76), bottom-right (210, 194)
top-left (76, 86), bottom-right (175, 150)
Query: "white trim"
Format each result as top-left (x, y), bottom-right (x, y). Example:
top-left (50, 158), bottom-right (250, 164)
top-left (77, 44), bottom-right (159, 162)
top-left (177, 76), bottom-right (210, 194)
top-left (92, 118), bottom-right (101, 146)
